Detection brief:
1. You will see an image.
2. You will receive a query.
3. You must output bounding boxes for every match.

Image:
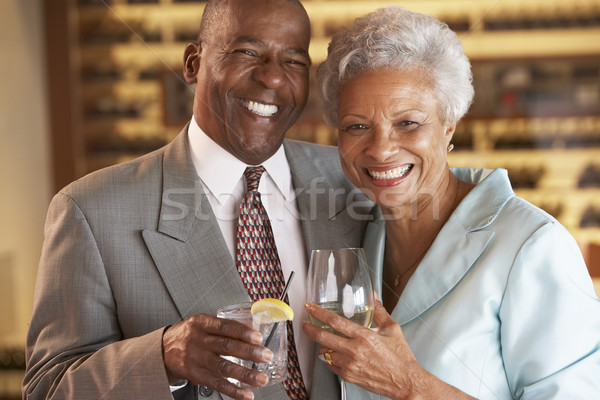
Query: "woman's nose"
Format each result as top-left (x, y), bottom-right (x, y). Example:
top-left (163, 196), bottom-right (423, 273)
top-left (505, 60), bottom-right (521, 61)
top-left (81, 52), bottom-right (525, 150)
top-left (252, 59), bottom-right (285, 89)
top-left (364, 126), bottom-right (396, 161)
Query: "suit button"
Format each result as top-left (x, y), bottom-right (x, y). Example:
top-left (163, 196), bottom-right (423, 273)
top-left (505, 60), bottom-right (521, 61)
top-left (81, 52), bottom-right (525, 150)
top-left (199, 385), bottom-right (213, 397)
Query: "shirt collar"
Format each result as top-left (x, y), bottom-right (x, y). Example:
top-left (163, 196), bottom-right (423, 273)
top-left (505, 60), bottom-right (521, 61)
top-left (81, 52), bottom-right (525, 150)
top-left (187, 116), bottom-right (293, 203)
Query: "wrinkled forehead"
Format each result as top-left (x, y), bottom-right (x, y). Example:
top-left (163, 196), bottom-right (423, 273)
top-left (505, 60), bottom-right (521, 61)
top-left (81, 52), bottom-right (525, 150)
top-left (342, 69), bottom-right (434, 99)
top-left (337, 69), bottom-right (443, 122)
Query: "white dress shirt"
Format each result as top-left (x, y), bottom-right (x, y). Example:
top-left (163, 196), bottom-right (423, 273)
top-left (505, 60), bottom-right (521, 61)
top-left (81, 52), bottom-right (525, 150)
top-left (187, 117), bottom-right (314, 390)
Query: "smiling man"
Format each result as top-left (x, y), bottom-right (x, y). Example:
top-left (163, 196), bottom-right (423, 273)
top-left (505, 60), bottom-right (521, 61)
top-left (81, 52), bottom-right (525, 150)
top-left (23, 1), bottom-right (372, 400)
top-left (184, 0), bottom-right (311, 165)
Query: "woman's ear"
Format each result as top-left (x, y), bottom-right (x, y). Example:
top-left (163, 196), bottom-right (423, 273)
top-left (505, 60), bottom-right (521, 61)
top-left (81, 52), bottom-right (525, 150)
top-left (445, 125), bottom-right (456, 147)
top-left (183, 41), bottom-right (201, 84)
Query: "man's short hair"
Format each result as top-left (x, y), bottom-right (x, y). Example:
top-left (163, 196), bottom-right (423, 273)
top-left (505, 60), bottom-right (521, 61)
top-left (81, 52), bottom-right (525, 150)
top-left (198, 0), bottom-right (306, 42)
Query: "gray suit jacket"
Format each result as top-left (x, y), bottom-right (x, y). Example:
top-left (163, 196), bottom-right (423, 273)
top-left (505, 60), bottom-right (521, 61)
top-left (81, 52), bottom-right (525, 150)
top-left (24, 127), bottom-right (373, 400)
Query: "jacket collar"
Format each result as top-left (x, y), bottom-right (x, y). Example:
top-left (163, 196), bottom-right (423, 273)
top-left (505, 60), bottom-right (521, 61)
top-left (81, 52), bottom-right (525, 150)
top-left (452, 168), bottom-right (515, 232)
top-left (143, 125), bottom-right (249, 319)
top-left (366, 168), bottom-right (514, 325)
top-left (156, 123), bottom-right (204, 242)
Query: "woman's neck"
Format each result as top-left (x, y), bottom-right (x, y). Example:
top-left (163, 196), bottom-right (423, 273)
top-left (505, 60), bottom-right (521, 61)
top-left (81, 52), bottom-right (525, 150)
top-left (381, 172), bottom-right (472, 312)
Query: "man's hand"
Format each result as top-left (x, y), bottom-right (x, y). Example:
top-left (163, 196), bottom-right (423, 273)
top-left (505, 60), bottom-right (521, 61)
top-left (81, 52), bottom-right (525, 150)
top-left (163, 314), bottom-right (273, 400)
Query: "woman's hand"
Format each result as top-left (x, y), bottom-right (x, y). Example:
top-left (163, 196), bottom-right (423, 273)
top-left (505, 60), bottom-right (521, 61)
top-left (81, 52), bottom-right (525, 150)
top-left (303, 300), bottom-right (474, 400)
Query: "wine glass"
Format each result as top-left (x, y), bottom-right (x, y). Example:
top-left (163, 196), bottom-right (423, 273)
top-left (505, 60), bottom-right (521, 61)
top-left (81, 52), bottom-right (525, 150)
top-left (306, 248), bottom-right (375, 399)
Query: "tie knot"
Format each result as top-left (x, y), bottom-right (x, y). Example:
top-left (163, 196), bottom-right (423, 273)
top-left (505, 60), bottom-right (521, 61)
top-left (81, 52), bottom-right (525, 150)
top-left (244, 166), bottom-right (265, 192)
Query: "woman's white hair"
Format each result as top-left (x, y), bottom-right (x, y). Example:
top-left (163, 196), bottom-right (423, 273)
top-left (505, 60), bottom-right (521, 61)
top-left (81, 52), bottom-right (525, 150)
top-left (317, 6), bottom-right (474, 127)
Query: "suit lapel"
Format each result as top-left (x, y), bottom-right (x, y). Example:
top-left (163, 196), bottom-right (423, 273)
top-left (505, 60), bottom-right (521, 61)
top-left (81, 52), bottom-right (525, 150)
top-left (364, 209), bottom-right (495, 326)
top-left (362, 172), bottom-right (507, 327)
top-left (286, 143), bottom-right (335, 254)
top-left (284, 140), bottom-right (372, 255)
top-left (142, 127), bottom-right (248, 319)
top-left (392, 217), bottom-right (495, 325)
top-left (284, 140), bottom-right (367, 399)
top-left (391, 168), bottom-right (514, 325)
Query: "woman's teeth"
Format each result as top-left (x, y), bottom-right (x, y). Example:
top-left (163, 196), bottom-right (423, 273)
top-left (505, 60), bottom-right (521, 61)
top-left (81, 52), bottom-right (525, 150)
top-left (243, 100), bottom-right (278, 116)
top-left (368, 164), bottom-right (413, 180)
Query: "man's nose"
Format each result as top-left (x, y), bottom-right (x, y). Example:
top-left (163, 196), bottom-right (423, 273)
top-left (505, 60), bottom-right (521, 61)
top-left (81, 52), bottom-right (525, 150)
top-left (252, 59), bottom-right (285, 89)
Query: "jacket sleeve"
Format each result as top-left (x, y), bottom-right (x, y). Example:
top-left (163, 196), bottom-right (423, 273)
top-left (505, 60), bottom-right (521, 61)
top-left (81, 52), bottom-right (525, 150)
top-left (500, 221), bottom-right (600, 399)
top-left (23, 192), bottom-right (173, 399)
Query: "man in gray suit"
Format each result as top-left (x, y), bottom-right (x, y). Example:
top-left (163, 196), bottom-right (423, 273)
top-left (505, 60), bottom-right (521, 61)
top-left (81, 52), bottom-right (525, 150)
top-left (23, 0), bottom-right (371, 399)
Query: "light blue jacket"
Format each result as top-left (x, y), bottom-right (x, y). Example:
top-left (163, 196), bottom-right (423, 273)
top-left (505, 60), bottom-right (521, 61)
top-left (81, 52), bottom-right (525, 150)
top-left (347, 168), bottom-right (600, 399)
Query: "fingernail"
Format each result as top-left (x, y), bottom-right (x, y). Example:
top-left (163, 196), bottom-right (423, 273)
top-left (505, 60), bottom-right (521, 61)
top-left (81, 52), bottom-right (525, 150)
top-left (256, 372), bottom-right (268, 386)
top-left (262, 348), bottom-right (273, 362)
top-left (243, 390), bottom-right (255, 400)
top-left (250, 332), bottom-right (263, 344)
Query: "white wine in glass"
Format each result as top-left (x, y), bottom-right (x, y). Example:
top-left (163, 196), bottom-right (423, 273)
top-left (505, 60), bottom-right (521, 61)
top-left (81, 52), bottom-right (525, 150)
top-left (307, 248), bottom-right (375, 399)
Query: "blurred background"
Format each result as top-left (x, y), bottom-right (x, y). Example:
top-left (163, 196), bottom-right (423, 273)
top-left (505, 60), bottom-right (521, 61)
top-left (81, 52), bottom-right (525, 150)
top-left (1, 0), bottom-right (599, 397)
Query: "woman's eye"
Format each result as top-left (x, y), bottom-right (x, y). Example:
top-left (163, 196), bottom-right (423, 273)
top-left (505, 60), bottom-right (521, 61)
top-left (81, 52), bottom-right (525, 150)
top-left (340, 124), bottom-right (370, 134)
top-left (397, 120), bottom-right (420, 130)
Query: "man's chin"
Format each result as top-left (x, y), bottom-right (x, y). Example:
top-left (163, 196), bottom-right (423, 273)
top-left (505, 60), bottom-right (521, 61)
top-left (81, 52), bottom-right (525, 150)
top-left (233, 140), bottom-right (283, 165)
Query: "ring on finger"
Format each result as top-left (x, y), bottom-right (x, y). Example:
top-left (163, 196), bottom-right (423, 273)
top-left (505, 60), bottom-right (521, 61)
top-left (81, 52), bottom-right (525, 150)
top-left (323, 349), bottom-right (335, 367)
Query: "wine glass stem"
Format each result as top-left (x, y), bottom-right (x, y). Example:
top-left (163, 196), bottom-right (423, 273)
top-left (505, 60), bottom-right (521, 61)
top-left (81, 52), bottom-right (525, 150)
top-left (341, 379), bottom-right (346, 400)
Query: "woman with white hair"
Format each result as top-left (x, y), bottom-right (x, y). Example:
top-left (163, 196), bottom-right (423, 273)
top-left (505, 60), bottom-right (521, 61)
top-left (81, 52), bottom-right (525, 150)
top-left (304, 7), bottom-right (600, 399)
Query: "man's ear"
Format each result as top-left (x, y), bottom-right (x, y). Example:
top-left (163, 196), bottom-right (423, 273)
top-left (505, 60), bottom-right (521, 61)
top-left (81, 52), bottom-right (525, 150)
top-left (183, 41), bottom-right (201, 84)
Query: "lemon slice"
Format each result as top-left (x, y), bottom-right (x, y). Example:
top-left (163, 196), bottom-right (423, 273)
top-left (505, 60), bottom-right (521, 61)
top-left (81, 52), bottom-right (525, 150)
top-left (251, 298), bottom-right (294, 322)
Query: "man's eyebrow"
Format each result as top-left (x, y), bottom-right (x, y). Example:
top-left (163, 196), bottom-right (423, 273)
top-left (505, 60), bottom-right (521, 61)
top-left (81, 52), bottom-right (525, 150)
top-left (232, 36), bottom-right (265, 47)
top-left (232, 36), bottom-right (310, 60)
top-left (287, 47), bottom-right (310, 59)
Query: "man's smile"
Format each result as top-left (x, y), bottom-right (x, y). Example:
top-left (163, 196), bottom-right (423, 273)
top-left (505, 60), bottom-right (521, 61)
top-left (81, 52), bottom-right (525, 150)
top-left (240, 99), bottom-right (279, 117)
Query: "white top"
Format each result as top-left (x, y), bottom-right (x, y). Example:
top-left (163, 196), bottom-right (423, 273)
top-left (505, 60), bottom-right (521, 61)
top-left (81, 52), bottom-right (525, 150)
top-left (187, 116), bottom-right (313, 389)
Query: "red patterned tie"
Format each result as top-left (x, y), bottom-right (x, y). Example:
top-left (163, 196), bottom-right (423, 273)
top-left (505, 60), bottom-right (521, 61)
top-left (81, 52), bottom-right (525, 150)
top-left (236, 166), bottom-right (309, 400)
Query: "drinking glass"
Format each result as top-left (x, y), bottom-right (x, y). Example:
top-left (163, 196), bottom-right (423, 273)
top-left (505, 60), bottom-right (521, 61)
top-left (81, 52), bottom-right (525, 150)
top-left (306, 248), bottom-right (375, 399)
top-left (217, 302), bottom-right (288, 387)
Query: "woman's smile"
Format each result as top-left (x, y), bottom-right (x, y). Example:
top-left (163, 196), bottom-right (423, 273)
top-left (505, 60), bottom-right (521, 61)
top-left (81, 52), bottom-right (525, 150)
top-left (365, 164), bottom-right (413, 186)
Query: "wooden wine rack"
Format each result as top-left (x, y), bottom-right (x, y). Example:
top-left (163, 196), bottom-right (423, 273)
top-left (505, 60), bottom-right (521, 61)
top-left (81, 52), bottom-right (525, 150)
top-left (46, 0), bottom-right (600, 272)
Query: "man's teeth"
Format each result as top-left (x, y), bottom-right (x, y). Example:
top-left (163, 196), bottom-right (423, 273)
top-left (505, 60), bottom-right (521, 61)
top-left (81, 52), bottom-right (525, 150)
top-left (368, 165), bottom-right (412, 180)
top-left (243, 100), bottom-right (278, 116)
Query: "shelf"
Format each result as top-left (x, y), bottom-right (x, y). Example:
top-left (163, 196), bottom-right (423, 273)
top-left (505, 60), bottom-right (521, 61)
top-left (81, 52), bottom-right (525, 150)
top-left (78, 43), bottom-right (185, 68)
top-left (77, 2), bottom-right (205, 23)
top-left (80, 80), bottom-right (162, 100)
top-left (43, 0), bottom-right (600, 262)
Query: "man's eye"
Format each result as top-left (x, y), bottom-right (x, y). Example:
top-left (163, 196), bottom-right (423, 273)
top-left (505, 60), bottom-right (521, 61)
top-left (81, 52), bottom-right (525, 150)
top-left (234, 49), bottom-right (257, 57)
top-left (285, 59), bottom-right (308, 68)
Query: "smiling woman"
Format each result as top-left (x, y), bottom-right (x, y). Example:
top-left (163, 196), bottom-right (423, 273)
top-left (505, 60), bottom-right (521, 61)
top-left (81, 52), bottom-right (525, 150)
top-left (336, 69), bottom-right (456, 211)
top-left (302, 6), bottom-right (600, 400)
